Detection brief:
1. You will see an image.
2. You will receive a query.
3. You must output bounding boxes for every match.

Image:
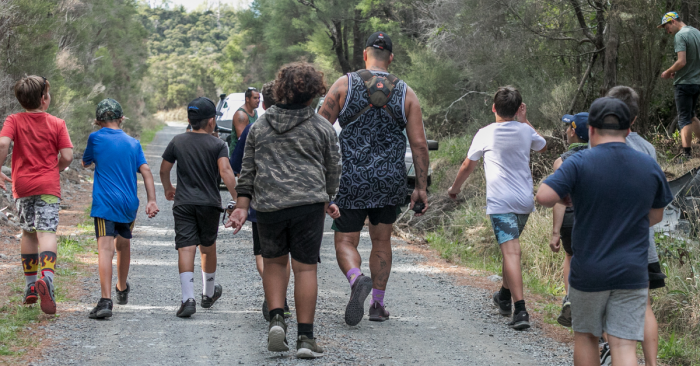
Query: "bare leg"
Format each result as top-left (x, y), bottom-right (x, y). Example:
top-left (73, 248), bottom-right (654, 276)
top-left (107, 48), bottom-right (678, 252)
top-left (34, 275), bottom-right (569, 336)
top-left (563, 253), bottom-right (572, 293)
top-left (115, 236), bottom-right (130, 291)
top-left (97, 236), bottom-right (116, 299)
top-left (368, 223), bottom-right (393, 290)
top-left (20, 231), bottom-right (39, 256)
top-left (574, 332), bottom-right (602, 366)
top-left (608, 334), bottom-right (639, 366)
top-left (177, 246), bottom-right (196, 273)
top-left (263, 255), bottom-right (290, 311)
top-left (335, 232), bottom-right (361, 276)
top-left (255, 255), bottom-right (264, 278)
top-left (291, 259), bottom-right (318, 324)
top-left (199, 243), bottom-right (217, 273)
top-left (642, 295), bottom-right (658, 366)
top-left (500, 239), bottom-right (524, 302)
top-left (681, 124), bottom-right (694, 148)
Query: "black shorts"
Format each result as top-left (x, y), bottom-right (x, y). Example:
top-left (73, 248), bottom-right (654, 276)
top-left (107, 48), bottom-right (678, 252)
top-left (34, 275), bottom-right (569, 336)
top-left (256, 206), bottom-right (325, 265)
top-left (252, 222), bottom-right (261, 256)
top-left (173, 205), bottom-right (222, 249)
top-left (94, 218), bottom-right (134, 239)
top-left (649, 262), bottom-right (666, 290)
top-left (674, 84), bottom-right (700, 130)
top-left (332, 205), bottom-right (401, 233)
top-left (560, 226), bottom-right (573, 256)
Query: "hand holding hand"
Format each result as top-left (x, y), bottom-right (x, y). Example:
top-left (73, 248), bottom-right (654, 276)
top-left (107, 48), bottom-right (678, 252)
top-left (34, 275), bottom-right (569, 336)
top-left (326, 203), bottom-right (340, 219)
top-left (164, 187), bottom-right (176, 201)
top-left (549, 233), bottom-right (561, 253)
top-left (225, 208), bottom-right (248, 234)
top-left (146, 201), bottom-right (159, 218)
top-left (0, 172), bottom-right (11, 191)
top-left (447, 186), bottom-right (460, 200)
top-left (410, 189), bottom-right (428, 216)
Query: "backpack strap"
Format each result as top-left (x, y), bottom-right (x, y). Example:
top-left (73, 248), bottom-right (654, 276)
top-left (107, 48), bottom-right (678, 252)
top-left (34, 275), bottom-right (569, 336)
top-left (349, 70), bottom-right (402, 122)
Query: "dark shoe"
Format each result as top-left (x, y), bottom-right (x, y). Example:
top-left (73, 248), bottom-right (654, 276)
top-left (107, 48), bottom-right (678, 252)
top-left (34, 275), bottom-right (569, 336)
top-left (492, 291), bottom-right (512, 316)
top-left (36, 276), bottom-right (56, 315)
top-left (115, 282), bottom-right (130, 305)
top-left (89, 298), bottom-right (113, 319)
top-left (262, 299), bottom-right (270, 321)
top-left (267, 314), bottom-right (289, 352)
top-left (201, 284), bottom-right (222, 308)
top-left (557, 295), bottom-right (572, 328)
top-left (176, 298), bottom-right (197, 318)
top-left (368, 302), bottom-right (390, 322)
top-left (23, 282), bottom-right (38, 305)
top-left (296, 335), bottom-right (324, 359)
top-left (344, 275), bottom-right (372, 326)
top-left (600, 342), bottom-right (611, 366)
top-left (284, 298), bottom-right (291, 318)
top-left (508, 310), bottom-right (531, 330)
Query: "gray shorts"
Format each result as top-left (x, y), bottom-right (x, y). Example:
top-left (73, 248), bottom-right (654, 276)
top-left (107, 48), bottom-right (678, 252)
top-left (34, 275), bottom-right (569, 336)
top-left (569, 286), bottom-right (648, 341)
top-left (16, 195), bottom-right (61, 233)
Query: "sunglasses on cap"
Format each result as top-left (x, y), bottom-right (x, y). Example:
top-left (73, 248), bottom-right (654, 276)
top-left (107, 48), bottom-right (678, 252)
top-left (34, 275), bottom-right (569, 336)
top-left (247, 87), bottom-right (257, 91)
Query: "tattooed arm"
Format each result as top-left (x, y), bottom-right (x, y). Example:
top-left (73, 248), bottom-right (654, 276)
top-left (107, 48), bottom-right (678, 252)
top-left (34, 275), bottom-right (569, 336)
top-left (404, 86), bottom-right (429, 216)
top-left (232, 110), bottom-right (249, 140)
top-left (317, 75), bottom-right (348, 124)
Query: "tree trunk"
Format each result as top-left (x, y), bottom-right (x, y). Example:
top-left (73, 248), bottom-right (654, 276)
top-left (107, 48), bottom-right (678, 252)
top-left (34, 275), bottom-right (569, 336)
top-left (601, 2), bottom-right (620, 95)
top-left (352, 9), bottom-right (365, 71)
top-left (682, 0), bottom-right (699, 28)
top-left (333, 19), bottom-right (352, 74)
top-left (568, 53), bottom-right (599, 114)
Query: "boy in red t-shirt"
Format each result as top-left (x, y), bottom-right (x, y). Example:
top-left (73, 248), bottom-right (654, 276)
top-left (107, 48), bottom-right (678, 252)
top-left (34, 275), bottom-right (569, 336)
top-left (0, 76), bottom-right (74, 315)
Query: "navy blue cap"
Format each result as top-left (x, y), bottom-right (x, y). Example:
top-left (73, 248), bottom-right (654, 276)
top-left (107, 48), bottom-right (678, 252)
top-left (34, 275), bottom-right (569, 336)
top-left (562, 112), bottom-right (589, 142)
top-left (187, 97), bottom-right (222, 120)
top-left (588, 97), bottom-right (631, 130)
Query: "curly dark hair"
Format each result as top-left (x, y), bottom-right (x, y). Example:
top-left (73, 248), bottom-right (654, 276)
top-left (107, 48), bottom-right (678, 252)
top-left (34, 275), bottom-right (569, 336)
top-left (273, 63), bottom-right (327, 105)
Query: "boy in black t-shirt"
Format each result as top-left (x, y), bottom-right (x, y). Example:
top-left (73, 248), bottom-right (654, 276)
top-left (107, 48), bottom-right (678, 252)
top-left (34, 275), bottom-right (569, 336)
top-left (536, 98), bottom-right (672, 365)
top-left (160, 97), bottom-right (238, 317)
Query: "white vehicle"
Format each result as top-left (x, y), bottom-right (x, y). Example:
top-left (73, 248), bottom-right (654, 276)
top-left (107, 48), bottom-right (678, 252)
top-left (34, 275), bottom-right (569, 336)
top-left (215, 92), bottom-right (266, 146)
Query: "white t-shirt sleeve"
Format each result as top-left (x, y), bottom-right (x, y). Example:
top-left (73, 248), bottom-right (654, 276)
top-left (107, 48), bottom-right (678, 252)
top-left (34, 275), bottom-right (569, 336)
top-left (529, 126), bottom-right (546, 151)
top-left (467, 130), bottom-right (486, 161)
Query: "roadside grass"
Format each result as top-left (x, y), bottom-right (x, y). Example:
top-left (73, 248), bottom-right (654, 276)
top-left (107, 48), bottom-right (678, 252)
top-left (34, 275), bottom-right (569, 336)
top-left (0, 218), bottom-right (95, 357)
top-left (409, 134), bottom-right (700, 365)
top-left (139, 123), bottom-right (165, 150)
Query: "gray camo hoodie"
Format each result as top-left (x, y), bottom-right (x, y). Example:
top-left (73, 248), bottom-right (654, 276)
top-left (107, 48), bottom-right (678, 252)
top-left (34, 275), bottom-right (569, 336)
top-left (235, 104), bottom-right (341, 212)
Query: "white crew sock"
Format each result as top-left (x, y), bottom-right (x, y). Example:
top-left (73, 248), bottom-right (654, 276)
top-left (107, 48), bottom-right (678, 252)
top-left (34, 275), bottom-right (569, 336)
top-left (203, 271), bottom-right (216, 297)
top-left (180, 272), bottom-right (194, 303)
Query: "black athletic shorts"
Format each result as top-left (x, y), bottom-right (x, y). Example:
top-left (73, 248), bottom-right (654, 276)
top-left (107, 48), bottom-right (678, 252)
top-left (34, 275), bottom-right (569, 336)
top-left (256, 204), bottom-right (325, 265)
top-left (560, 226), bottom-right (573, 256)
top-left (252, 222), bottom-right (261, 256)
top-left (674, 84), bottom-right (700, 130)
top-left (331, 205), bottom-right (401, 233)
top-left (94, 218), bottom-right (134, 239)
top-left (173, 205), bottom-right (222, 249)
top-left (649, 261), bottom-right (667, 290)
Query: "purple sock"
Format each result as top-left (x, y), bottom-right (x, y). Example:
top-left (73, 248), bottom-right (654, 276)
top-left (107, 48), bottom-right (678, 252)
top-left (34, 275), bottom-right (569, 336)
top-left (346, 268), bottom-right (362, 287)
top-left (371, 289), bottom-right (385, 306)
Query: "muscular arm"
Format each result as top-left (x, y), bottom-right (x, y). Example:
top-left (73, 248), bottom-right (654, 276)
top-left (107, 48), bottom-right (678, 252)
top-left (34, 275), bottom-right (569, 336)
top-left (405, 87), bottom-right (429, 190)
top-left (58, 148), bottom-right (73, 171)
top-left (317, 76), bottom-right (348, 124)
top-left (232, 111), bottom-right (249, 140)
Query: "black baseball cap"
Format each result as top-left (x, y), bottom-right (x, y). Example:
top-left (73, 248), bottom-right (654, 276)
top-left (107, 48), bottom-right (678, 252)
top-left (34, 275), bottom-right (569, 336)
top-left (366, 31), bottom-right (393, 53)
top-left (187, 97), bottom-right (222, 120)
top-left (588, 97), bottom-right (631, 130)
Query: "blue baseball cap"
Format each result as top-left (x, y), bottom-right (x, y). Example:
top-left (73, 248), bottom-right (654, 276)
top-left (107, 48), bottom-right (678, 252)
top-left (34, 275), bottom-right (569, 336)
top-left (562, 112), bottom-right (589, 142)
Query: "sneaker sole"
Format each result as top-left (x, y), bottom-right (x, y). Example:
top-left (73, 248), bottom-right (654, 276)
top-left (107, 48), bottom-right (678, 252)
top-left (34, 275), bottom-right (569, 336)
top-left (510, 321), bottom-right (531, 330)
top-left (23, 295), bottom-right (38, 305)
top-left (369, 314), bottom-right (389, 322)
top-left (177, 306), bottom-right (196, 318)
top-left (296, 348), bottom-right (324, 359)
top-left (89, 309), bottom-right (113, 319)
top-left (267, 326), bottom-right (289, 352)
top-left (35, 280), bottom-right (56, 315)
top-left (557, 303), bottom-right (572, 327)
top-left (345, 276), bottom-right (372, 326)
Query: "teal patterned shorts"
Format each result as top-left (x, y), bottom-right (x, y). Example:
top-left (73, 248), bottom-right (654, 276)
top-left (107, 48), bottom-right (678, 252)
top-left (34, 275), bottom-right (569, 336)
top-left (489, 213), bottom-right (529, 245)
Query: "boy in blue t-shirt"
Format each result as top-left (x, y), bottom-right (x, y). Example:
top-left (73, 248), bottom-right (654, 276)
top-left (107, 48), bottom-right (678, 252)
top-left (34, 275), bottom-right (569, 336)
top-left (536, 97), bottom-right (672, 365)
top-left (82, 99), bottom-right (159, 319)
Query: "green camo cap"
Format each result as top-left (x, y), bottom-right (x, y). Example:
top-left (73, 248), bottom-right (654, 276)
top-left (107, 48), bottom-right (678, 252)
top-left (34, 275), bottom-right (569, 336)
top-left (96, 98), bottom-right (124, 121)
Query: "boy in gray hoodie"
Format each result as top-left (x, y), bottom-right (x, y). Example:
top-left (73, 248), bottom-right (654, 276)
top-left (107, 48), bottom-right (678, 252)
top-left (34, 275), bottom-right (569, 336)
top-left (227, 63), bottom-right (341, 359)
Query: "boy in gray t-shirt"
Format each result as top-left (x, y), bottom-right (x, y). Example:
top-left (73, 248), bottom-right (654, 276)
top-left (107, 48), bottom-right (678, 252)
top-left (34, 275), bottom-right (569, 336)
top-left (608, 86), bottom-right (666, 366)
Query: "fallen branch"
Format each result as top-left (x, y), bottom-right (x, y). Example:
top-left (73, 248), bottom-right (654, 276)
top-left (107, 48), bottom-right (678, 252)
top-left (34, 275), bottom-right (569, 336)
top-left (443, 90), bottom-right (491, 125)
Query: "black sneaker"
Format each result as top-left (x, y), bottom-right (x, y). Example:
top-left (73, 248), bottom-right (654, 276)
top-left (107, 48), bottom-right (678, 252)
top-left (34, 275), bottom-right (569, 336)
top-left (89, 298), bottom-right (113, 319)
top-left (492, 291), bottom-right (512, 316)
top-left (23, 282), bottom-right (38, 305)
top-left (268, 314), bottom-right (289, 352)
top-left (201, 284), bottom-right (222, 308)
top-left (262, 299), bottom-right (270, 321)
top-left (115, 282), bottom-right (130, 305)
top-left (557, 295), bottom-right (572, 328)
top-left (344, 274), bottom-right (372, 326)
top-left (284, 298), bottom-right (291, 318)
top-left (508, 310), bottom-right (530, 330)
top-left (176, 298), bottom-right (197, 317)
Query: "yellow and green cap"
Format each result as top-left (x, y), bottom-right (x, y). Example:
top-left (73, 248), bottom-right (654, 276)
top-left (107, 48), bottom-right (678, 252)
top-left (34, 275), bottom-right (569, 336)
top-left (658, 11), bottom-right (679, 28)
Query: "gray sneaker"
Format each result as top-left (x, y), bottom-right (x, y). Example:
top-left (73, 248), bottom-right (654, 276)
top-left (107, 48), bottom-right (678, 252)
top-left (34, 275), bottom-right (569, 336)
top-left (267, 314), bottom-right (289, 352)
top-left (368, 302), bottom-right (390, 322)
top-left (557, 295), bottom-right (572, 327)
top-left (344, 274), bottom-right (372, 326)
top-left (296, 335), bottom-right (324, 359)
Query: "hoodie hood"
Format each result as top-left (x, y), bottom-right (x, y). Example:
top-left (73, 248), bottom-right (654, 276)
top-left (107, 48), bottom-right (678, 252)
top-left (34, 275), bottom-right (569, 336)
top-left (263, 105), bottom-right (316, 134)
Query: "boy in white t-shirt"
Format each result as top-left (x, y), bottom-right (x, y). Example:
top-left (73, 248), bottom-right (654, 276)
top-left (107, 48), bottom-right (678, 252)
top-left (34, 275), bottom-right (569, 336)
top-left (448, 86), bottom-right (546, 330)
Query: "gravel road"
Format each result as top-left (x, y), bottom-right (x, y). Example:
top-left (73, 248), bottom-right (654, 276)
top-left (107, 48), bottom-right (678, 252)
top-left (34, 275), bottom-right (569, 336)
top-left (37, 124), bottom-right (573, 365)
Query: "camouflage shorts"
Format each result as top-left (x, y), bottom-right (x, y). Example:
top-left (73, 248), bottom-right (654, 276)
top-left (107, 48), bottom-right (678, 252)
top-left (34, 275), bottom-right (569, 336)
top-left (16, 195), bottom-right (60, 233)
top-left (489, 213), bottom-right (529, 245)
